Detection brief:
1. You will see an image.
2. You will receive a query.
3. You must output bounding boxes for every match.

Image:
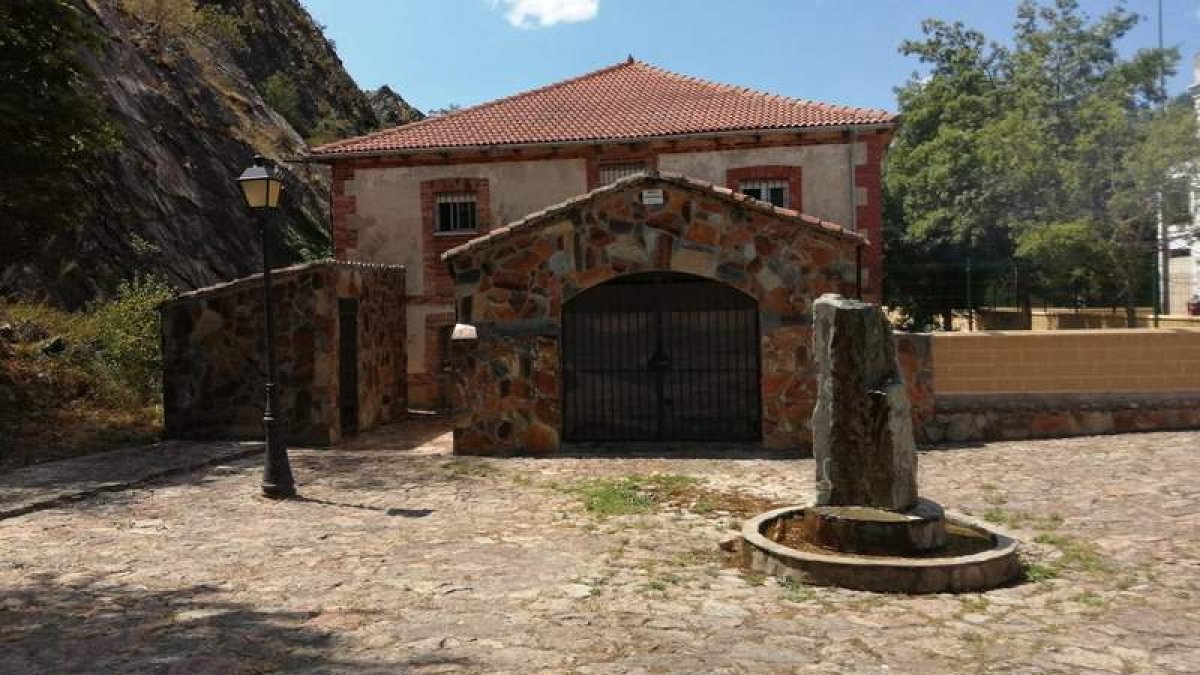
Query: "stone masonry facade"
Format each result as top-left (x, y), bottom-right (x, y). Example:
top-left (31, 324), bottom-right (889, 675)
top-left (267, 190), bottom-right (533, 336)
top-left (325, 130), bottom-right (890, 409)
top-left (161, 260), bottom-right (407, 445)
top-left (443, 173), bottom-right (864, 455)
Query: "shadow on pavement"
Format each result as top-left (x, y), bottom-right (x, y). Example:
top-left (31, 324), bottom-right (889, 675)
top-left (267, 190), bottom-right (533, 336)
top-left (0, 574), bottom-right (462, 674)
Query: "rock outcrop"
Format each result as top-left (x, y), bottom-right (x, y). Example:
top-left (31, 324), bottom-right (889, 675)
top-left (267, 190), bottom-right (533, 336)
top-left (367, 85), bottom-right (424, 129)
top-left (811, 294), bottom-right (918, 510)
top-left (0, 0), bottom-right (419, 308)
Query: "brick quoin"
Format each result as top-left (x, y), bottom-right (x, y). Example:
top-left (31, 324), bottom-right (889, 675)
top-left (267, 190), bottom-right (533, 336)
top-left (725, 165), bottom-right (803, 212)
top-left (331, 164), bottom-right (357, 258)
top-left (855, 133), bottom-right (887, 304)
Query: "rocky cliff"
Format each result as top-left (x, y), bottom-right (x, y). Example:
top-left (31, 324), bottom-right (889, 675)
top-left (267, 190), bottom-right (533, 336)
top-left (0, 0), bottom-right (421, 308)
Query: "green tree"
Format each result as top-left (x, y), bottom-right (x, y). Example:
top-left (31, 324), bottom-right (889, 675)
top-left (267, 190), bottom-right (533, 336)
top-left (885, 0), bottom-right (1195, 328)
top-left (884, 19), bottom-right (1012, 329)
top-left (1002, 0), bottom-right (1189, 324)
top-left (0, 0), bottom-right (115, 268)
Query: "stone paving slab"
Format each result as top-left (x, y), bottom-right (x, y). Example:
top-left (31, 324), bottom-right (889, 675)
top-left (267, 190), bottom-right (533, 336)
top-left (1, 421), bottom-right (1198, 673)
top-left (0, 439), bottom-right (261, 519)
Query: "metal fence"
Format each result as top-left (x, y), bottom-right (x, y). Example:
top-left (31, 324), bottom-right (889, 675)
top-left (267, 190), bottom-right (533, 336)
top-left (885, 257), bottom-right (1200, 331)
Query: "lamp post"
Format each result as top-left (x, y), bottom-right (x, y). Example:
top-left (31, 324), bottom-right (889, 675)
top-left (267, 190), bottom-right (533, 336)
top-left (237, 154), bottom-right (296, 499)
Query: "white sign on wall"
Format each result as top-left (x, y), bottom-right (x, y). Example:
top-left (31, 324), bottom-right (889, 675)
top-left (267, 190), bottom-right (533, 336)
top-left (641, 189), bottom-right (664, 205)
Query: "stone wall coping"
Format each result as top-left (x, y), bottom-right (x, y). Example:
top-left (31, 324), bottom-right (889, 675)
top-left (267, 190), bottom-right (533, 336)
top-left (937, 391), bottom-right (1200, 413)
top-left (441, 170), bottom-right (867, 262)
top-left (160, 258), bottom-right (406, 309)
top-left (933, 328), bottom-right (1200, 337)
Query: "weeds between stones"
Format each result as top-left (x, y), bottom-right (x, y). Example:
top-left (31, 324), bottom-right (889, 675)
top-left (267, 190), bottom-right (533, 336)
top-left (981, 508), bottom-right (1064, 531)
top-left (441, 459), bottom-right (499, 479)
top-left (563, 474), bottom-right (784, 518)
top-left (1032, 533), bottom-right (1110, 576)
top-left (779, 576), bottom-right (818, 603)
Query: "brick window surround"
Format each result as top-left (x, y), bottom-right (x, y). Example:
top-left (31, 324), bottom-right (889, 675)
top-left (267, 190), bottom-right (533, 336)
top-left (421, 177), bottom-right (491, 298)
top-left (726, 166), bottom-right (802, 211)
top-left (586, 150), bottom-right (658, 190)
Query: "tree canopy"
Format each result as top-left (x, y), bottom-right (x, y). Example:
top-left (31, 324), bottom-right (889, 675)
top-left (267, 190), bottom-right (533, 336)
top-left (885, 0), bottom-right (1198, 329)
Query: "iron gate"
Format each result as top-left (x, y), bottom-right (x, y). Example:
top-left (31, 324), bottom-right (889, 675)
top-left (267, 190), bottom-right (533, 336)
top-left (562, 272), bottom-right (761, 442)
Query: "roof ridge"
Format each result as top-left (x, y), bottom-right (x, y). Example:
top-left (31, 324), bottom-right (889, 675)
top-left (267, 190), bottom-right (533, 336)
top-left (314, 59), bottom-right (641, 154)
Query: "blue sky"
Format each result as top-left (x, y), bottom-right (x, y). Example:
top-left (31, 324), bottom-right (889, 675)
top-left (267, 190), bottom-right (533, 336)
top-left (302, 0), bottom-right (1200, 115)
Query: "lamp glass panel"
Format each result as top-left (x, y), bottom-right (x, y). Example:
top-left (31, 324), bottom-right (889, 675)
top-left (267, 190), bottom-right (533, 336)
top-left (241, 179), bottom-right (268, 208)
top-left (267, 179), bottom-right (283, 208)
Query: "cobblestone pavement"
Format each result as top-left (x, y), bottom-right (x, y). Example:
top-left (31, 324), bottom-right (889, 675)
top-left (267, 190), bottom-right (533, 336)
top-left (1, 421), bottom-right (1197, 674)
top-left (0, 440), bottom-right (258, 519)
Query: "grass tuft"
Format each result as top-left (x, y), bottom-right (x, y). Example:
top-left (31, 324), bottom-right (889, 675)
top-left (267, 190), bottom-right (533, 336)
top-left (1033, 533), bottom-right (1110, 575)
top-left (779, 576), bottom-right (818, 603)
top-left (566, 474), bottom-right (701, 517)
top-left (1023, 562), bottom-right (1058, 582)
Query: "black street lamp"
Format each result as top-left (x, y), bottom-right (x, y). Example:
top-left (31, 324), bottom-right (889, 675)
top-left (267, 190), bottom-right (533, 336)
top-left (237, 155), bottom-right (296, 499)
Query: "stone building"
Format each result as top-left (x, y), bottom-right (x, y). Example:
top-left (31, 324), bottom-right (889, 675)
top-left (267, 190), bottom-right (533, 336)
top-left (443, 173), bottom-right (864, 454)
top-left (310, 58), bottom-right (897, 407)
top-left (161, 260), bottom-right (407, 445)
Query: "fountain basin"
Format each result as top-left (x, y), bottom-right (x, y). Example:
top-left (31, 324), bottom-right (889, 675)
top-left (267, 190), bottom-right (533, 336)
top-left (741, 506), bottom-right (1021, 593)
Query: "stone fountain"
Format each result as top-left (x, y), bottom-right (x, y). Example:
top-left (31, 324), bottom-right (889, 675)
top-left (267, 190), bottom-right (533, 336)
top-left (740, 294), bottom-right (1021, 593)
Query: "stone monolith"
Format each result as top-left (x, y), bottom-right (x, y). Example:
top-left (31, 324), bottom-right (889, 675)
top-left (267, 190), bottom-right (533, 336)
top-left (811, 294), bottom-right (917, 510)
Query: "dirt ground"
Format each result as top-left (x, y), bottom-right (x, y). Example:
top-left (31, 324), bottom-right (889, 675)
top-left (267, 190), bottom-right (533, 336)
top-left (1, 420), bottom-right (1197, 674)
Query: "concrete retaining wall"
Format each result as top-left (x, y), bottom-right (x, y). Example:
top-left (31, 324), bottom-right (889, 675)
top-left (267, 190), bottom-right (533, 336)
top-left (933, 329), bottom-right (1200, 394)
top-left (903, 329), bottom-right (1200, 444)
top-left (969, 308), bottom-right (1200, 331)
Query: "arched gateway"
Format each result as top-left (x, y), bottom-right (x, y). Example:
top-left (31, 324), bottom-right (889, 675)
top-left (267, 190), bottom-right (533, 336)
top-left (442, 172), bottom-right (864, 455)
top-left (562, 271), bottom-right (761, 442)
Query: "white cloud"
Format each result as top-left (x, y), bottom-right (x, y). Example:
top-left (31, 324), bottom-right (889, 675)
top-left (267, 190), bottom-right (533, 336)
top-left (493, 0), bottom-right (599, 29)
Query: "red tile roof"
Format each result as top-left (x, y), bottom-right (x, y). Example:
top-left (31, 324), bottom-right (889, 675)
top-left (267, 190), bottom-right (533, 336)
top-left (312, 59), bottom-right (896, 156)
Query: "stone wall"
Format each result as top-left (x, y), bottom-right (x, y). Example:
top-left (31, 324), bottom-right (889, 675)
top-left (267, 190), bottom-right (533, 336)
top-left (161, 260), bottom-right (406, 445)
top-left (925, 392), bottom-right (1200, 443)
top-left (445, 173), bottom-right (863, 454)
top-left (895, 333), bottom-right (935, 440)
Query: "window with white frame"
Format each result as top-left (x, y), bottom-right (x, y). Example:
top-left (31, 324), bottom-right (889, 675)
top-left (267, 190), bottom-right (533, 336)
top-left (435, 192), bottom-right (478, 232)
top-left (738, 179), bottom-right (790, 208)
top-left (598, 161), bottom-right (647, 185)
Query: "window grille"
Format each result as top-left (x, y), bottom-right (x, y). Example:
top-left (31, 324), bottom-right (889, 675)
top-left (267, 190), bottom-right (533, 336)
top-left (436, 192), bottom-right (478, 232)
top-left (598, 162), bottom-right (647, 185)
top-left (738, 179), bottom-right (790, 208)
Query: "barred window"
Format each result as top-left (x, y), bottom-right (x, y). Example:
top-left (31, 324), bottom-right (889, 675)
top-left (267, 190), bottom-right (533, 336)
top-left (738, 179), bottom-right (789, 208)
top-left (436, 192), bottom-right (477, 232)
top-left (598, 161), bottom-right (647, 185)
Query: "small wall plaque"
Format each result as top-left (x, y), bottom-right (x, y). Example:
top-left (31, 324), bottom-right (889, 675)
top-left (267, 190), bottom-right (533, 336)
top-left (641, 189), bottom-right (664, 205)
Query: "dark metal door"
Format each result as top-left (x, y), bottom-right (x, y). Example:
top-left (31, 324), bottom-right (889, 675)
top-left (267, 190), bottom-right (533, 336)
top-left (562, 272), bottom-right (761, 442)
top-left (338, 298), bottom-right (359, 434)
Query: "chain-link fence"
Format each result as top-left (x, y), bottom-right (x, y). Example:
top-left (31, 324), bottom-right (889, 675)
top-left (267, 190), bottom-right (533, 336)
top-left (885, 256), bottom-right (1200, 331)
